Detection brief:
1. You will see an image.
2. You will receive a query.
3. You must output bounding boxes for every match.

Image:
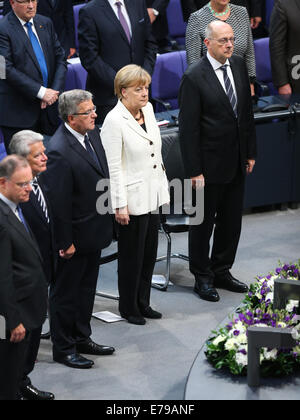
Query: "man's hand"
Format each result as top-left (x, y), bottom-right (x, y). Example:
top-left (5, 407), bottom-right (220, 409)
top-left (278, 84), bottom-right (292, 95)
top-left (67, 48), bottom-right (76, 59)
top-left (43, 88), bottom-right (59, 106)
top-left (191, 174), bottom-right (205, 189)
top-left (147, 8), bottom-right (157, 24)
top-left (59, 244), bottom-right (76, 259)
top-left (10, 324), bottom-right (26, 343)
top-left (246, 159), bottom-right (255, 174)
top-left (250, 17), bottom-right (262, 29)
top-left (115, 206), bottom-right (130, 225)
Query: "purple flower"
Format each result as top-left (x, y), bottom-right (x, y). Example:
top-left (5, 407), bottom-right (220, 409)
top-left (239, 349), bottom-right (247, 355)
top-left (233, 330), bottom-right (240, 336)
top-left (276, 268), bottom-right (282, 274)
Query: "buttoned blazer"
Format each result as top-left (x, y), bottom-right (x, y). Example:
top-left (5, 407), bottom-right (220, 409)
top-left (0, 199), bottom-right (47, 332)
top-left (101, 100), bottom-right (170, 215)
top-left (178, 55), bottom-right (257, 183)
top-left (0, 12), bottom-right (67, 128)
top-left (40, 124), bottom-right (113, 253)
top-left (3, 0), bottom-right (75, 55)
top-left (78, 0), bottom-right (157, 108)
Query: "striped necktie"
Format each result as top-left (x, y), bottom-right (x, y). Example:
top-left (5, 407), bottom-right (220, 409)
top-left (220, 65), bottom-right (237, 117)
top-left (32, 178), bottom-right (50, 224)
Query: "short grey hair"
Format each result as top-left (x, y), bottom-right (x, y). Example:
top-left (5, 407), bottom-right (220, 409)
top-left (0, 155), bottom-right (30, 179)
top-left (9, 130), bottom-right (44, 157)
top-left (58, 90), bottom-right (93, 122)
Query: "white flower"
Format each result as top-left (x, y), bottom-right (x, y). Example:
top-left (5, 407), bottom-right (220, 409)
top-left (265, 292), bottom-right (274, 302)
top-left (277, 322), bottom-right (287, 328)
top-left (236, 333), bottom-right (247, 344)
top-left (235, 352), bottom-right (247, 366)
top-left (225, 338), bottom-right (237, 351)
top-left (212, 335), bottom-right (227, 346)
top-left (262, 348), bottom-right (277, 361)
top-left (286, 300), bottom-right (299, 313)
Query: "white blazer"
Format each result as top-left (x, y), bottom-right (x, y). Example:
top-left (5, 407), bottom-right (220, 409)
top-left (101, 100), bottom-right (170, 216)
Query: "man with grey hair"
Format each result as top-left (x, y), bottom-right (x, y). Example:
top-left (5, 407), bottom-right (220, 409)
top-left (0, 155), bottom-right (48, 400)
top-left (9, 130), bottom-right (55, 399)
top-left (40, 89), bottom-right (115, 370)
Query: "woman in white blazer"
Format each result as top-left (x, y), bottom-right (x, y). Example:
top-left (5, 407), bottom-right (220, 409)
top-left (101, 65), bottom-right (169, 325)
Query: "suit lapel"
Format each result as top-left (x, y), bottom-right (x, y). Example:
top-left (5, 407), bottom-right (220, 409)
top-left (0, 200), bottom-right (42, 261)
top-left (63, 126), bottom-right (106, 177)
top-left (101, 0), bottom-right (131, 45)
top-left (229, 57), bottom-right (243, 118)
top-left (8, 13), bottom-right (43, 79)
top-left (88, 129), bottom-right (109, 178)
top-left (117, 101), bottom-right (154, 142)
top-left (203, 56), bottom-right (237, 119)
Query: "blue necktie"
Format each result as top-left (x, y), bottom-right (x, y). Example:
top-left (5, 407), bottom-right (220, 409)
top-left (25, 21), bottom-right (48, 87)
top-left (220, 65), bottom-right (237, 117)
top-left (84, 134), bottom-right (104, 173)
top-left (16, 206), bottom-right (30, 234)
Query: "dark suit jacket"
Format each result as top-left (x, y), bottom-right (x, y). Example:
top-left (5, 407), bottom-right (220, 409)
top-left (0, 12), bottom-right (67, 129)
top-left (21, 179), bottom-right (56, 284)
top-left (180, 0), bottom-right (261, 21)
top-left (178, 55), bottom-right (257, 183)
top-left (3, 0), bottom-right (75, 56)
top-left (40, 124), bottom-right (113, 254)
top-left (269, 0), bottom-right (300, 93)
top-left (78, 0), bottom-right (157, 108)
top-left (146, 0), bottom-right (170, 42)
top-left (0, 199), bottom-right (47, 332)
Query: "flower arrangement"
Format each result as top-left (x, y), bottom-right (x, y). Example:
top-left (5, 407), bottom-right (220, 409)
top-left (205, 261), bottom-right (300, 377)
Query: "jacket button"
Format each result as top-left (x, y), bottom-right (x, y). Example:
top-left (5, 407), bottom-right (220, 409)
top-left (151, 153), bottom-right (154, 157)
top-left (153, 165), bottom-right (157, 169)
top-left (150, 141), bottom-right (153, 145)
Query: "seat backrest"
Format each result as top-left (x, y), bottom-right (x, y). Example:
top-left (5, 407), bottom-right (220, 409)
top-left (166, 0), bottom-right (187, 45)
top-left (254, 37), bottom-right (277, 96)
top-left (65, 59), bottom-right (88, 91)
top-left (73, 3), bottom-right (86, 50)
top-left (151, 51), bottom-right (185, 112)
top-left (0, 141), bottom-right (7, 162)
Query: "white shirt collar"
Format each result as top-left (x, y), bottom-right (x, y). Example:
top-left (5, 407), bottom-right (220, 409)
top-left (14, 12), bottom-right (34, 28)
top-left (65, 123), bottom-right (86, 146)
top-left (207, 52), bottom-right (230, 71)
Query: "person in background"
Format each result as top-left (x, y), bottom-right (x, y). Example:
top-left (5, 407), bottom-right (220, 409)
top-left (179, 21), bottom-right (256, 302)
top-left (78, 0), bottom-right (157, 124)
top-left (269, 0), bottom-right (300, 95)
top-left (185, 0), bottom-right (256, 96)
top-left (101, 64), bottom-right (170, 325)
top-left (0, 155), bottom-right (50, 400)
top-left (146, 0), bottom-right (170, 53)
top-left (3, 0), bottom-right (76, 59)
top-left (0, 0), bottom-right (67, 152)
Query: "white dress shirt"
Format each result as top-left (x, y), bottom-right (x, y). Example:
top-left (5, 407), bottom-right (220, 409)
top-left (206, 52), bottom-right (237, 100)
top-left (14, 13), bottom-right (47, 100)
top-left (65, 123), bottom-right (87, 149)
top-left (108, 0), bottom-right (132, 36)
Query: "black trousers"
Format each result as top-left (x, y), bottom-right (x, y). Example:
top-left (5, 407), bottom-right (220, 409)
top-left (49, 251), bottom-right (101, 359)
top-left (118, 213), bottom-right (160, 318)
top-left (0, 333), bottom-right (28, 400)
top-left (189, 172), bottom-right (245, 284)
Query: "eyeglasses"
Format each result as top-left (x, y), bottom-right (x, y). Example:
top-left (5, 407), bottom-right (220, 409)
top-left (73, 106), bottom-right (97, 116)
top-left (15, 0), bottom-right (38, 4)
top-left (6, 178), bottom-right (34, 189)
top-left (210, 37), bottom-right (236, 45)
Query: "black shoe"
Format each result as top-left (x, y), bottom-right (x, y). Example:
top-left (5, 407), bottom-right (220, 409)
top-left (122, 315), bottom-right (146, 325)
top-left (21, 384), bottom-right (55, 401)
top-left (214, 272), bottom-right (248, 293)
top-left (194, 282), bottom-right (220, 302)
top-left (140, 307), bottom-right (162, 319)
top-left (40, 331), bottom-right (51, 340)
top-left (77, 341), bottom-right (115, 356)
top-left (53, 353), bottom-right (94, 369)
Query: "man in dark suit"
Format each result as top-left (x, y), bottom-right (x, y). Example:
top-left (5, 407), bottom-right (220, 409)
top-left (41, 89), bottom-right (115, 369)
top-left (3, 0), bottom-right (76, 59)
top-left (0, 155), bottom-right (48, 400)
top-left (0, 0), bottom-right (67, 153)
top-left (78, 0), bottom-right (157, 124)
top-left (146, 0), bottom-right (170, 53)
top-left (269, 0), bottom-right (300, 95)
top-left (7, 132), bottom-right (55, 400)
top-left (179, 21), bottom-right (257, 302)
